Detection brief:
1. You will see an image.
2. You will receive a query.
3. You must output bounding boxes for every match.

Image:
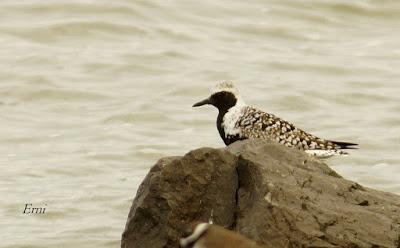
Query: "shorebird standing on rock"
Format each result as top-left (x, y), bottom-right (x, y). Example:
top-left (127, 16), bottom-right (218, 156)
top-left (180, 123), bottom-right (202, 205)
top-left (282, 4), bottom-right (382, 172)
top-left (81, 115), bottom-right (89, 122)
top-left (193, 81), bottom-right (358, 158)
top-left (180, 223), bottom-right (265, 248)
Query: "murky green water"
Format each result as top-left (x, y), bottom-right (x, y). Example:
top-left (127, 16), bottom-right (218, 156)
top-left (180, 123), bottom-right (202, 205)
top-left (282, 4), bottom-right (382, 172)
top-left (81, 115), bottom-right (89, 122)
top-left (1, 1), bottom-right (399, 247)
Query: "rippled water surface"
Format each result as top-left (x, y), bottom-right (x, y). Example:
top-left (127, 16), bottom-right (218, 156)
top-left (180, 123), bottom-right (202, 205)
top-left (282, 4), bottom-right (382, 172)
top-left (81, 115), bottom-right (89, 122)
top-left (1, 1), bottom-right (399, 247)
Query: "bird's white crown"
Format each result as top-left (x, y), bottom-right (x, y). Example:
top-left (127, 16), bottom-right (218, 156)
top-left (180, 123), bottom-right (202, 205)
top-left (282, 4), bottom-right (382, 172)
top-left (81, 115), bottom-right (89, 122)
top-left (211, 81), bottom-right (239, 96)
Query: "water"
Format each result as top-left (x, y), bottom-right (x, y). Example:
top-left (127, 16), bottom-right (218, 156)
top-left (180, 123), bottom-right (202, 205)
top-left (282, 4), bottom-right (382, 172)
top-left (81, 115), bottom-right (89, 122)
top-left (0, 0), bottom-right (399, 247)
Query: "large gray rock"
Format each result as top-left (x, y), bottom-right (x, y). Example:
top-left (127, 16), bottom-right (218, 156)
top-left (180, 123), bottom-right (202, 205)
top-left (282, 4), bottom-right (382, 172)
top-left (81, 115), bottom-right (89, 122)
top-left (122, 148), bottom-right (238, 248)
top-left (229, 140), bottom-right (400, 248)
top-left (122, 139), bottom-right (400, 248)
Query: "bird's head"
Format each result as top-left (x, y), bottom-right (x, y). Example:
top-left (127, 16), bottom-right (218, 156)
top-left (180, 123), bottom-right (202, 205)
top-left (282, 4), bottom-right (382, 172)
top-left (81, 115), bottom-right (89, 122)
top-left (192, 81), bottom-right (243, 112)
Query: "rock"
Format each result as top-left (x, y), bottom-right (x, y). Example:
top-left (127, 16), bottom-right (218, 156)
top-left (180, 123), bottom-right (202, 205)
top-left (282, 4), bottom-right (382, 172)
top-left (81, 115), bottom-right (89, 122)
top-left (122, 139), bottom-right (400, 248)
top-left (229, 140), bottom-right (400, 248)
top-left (121, 148), bottom-right (238, 248)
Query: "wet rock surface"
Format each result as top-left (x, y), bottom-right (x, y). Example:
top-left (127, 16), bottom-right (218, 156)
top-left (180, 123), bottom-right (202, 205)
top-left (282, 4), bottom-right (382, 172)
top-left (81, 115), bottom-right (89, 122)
top-left (122, 139), bottom-right (400, 248)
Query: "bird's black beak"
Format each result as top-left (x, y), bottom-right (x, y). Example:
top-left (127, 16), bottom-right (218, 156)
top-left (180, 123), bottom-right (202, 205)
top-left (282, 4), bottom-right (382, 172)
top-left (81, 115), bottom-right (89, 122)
top-left (192, 97), bottom-right (211, 107)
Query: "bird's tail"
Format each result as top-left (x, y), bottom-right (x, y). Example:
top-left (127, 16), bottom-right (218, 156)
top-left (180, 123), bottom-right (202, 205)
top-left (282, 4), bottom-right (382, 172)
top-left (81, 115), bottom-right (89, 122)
top-left (329, 141), bottom-right (359, 149)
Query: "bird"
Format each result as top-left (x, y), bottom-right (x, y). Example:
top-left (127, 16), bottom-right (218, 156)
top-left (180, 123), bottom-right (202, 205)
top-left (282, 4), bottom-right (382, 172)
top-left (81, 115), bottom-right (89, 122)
top-left (180, 222), bottom-right (266, 248)
top-left (192, 81), bottom-right (358, 158)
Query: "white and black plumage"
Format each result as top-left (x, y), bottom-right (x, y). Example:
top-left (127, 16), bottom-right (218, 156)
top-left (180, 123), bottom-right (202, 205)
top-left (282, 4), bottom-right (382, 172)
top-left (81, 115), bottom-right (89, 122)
top-left (180, 223), bottom-right (264, 248)
top-left (193, 81), bottom-right (358, 158)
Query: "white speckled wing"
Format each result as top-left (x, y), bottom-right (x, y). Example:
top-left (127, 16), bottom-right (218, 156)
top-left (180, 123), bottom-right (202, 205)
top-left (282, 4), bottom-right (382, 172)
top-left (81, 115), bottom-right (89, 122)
top-left (234, 106), bottom-right (344, 152)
